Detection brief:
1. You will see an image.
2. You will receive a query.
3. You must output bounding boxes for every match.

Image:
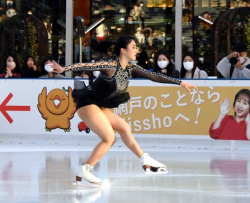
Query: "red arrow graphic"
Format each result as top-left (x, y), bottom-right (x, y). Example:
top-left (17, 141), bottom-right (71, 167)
top-left (0, 93), bottom-right (30, 124)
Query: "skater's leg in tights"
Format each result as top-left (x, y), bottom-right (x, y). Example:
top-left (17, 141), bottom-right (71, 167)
top-left (77, 105), bottom-right (116, 166)
top-left (102, 108), bottom-right (144, 158)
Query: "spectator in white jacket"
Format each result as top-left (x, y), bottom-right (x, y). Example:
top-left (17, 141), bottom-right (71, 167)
top-left (217, 43), bottom-right (250, 79)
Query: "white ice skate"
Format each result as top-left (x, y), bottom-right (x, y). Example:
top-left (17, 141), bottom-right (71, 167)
top-left (140, 153), bottom-right (168, 174)
top-left (75, 164), bottom-right (101, 187)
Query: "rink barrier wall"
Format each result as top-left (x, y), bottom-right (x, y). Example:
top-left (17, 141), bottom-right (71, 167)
top-left (1, 78), bottom-right (250, 149)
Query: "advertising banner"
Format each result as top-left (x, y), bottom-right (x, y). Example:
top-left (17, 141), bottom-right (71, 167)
top-left (0, 79), bottom-right (249, 140)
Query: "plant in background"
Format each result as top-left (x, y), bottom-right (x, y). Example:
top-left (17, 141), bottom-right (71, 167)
top-left (246, 18), bottom-right (250, 54)
top-left (0, 15), bottom-right (39, 69)
top-left (0, 14), bottom-right (48, 70)
top-left (27, 20), bottom-right (39, 67)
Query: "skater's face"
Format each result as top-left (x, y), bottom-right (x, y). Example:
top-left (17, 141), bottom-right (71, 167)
top-left (233, 94), bottom-right (250, 119)
top-left (122, 40), bottom-right (137, 61)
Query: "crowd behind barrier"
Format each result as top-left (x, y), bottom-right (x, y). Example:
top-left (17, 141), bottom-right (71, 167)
top-left (1, 42), bottom-right (248, 80)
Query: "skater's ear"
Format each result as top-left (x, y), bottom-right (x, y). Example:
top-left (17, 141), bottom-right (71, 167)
top-left (121, 48), bottom-right (126, 54)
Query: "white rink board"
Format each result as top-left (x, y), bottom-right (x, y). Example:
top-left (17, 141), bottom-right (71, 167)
top-left (0, 78), bottom-right (250, 137)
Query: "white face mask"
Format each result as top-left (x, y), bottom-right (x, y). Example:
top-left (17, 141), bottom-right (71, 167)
top-left (183, 62), bottom-right (194, 71)
top-left (44, 64), bottom-right (53, 72)
top-left (6, 61), bottom-right (16, 69)
top-left (157, 61), bottom-right (169, 69)
top-left (239, 56), bottom-right (246, 64)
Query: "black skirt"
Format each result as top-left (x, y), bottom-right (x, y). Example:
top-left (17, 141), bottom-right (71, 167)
top-left (72, 88), bottom-right (130, 110)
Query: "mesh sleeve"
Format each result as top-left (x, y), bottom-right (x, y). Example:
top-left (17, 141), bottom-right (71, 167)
top-left (64, 59), bottom-right (117, 77)
top-left (129, 64), bottom-right (182, 85)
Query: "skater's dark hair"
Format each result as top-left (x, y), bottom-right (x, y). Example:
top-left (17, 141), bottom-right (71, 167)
top-left (114, 36), bottom-right (137, 56)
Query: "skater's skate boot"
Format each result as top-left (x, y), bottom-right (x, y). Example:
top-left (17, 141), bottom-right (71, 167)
top-left (76, 164), bottom-right (101, 184)
top-left (140, 153), bottom-right (168, 174)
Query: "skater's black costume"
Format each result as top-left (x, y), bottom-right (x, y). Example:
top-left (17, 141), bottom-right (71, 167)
top-left (68, 59), bottom-right (182, 109)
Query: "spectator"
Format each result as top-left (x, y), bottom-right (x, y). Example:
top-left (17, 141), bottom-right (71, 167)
top-left (137, 50), bottom-right (149, 71)
top-left (75, 71), bottom-right (92, 79)
top-left (180, 53), bottom-right (208, 78)
top-left (209, 89), bottom-right (250, 140)
top-left (217, 43), bottom-right (250, 79)
top-left (20, 55), bottom-right (40, 78)
top-left (142, 27), bottom-right (153, 49)
top-left (147, 50), bottom-right (158, 71)
top-left (0, 54), bottom-right (21, 78)
top-left (39, 56), bottom-right (65, 78)
top-left (153, 50), bottom-right (179, 78)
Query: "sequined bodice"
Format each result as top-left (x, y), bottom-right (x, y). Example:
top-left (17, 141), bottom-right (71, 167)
top-left (88, 65), bottom-right (130, 99)
top-left (65, 59), bottom-right (181, 100)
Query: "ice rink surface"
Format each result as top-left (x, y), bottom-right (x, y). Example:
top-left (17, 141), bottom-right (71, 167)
top-left (1, 137), bottom-right (250, 203)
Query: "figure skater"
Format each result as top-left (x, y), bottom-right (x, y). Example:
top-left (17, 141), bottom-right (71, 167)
top-left (51, 36), bottom-right (198, 184)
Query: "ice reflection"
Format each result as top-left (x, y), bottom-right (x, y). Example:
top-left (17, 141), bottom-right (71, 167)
top-left (0, 149), bottom-right (250, 202)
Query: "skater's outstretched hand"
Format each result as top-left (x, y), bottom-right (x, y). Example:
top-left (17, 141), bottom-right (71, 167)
top-left (180, 81), bottom-right (198, 92)
top-left (50, 60), bottom-right (65, 74)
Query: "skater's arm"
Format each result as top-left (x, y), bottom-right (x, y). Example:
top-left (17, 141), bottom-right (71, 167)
top-left (129, 64), bottom-right (198, 92)
top-left (51, 60), bottom-right (117, 75)
top-left (129, 64), bottom-right (181, 84)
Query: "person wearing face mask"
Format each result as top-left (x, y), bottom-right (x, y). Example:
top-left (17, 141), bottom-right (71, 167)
top-left (0, 54), bottom-right (21, 78)
top-left (39, 56), bottom-right (65, 78)
top-left (20, 56), bottom-right (40, 78)
top-left (217, 43), bottom-right (250, 79)
top-left (180, 53), bottom-right (208, 79)
top-left (153, 51), bottom-right (179, 78)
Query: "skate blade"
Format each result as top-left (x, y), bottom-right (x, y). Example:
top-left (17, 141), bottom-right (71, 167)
top-left (144, 170), bottom-right (168, 175)
top-left (73, 181), bottom-right (101, 188)
top-left (144, 167), bottom-right (168, 174)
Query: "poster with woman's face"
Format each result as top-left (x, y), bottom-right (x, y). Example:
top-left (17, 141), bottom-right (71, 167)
top-left (209, 89), bottom-right (250, 141)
